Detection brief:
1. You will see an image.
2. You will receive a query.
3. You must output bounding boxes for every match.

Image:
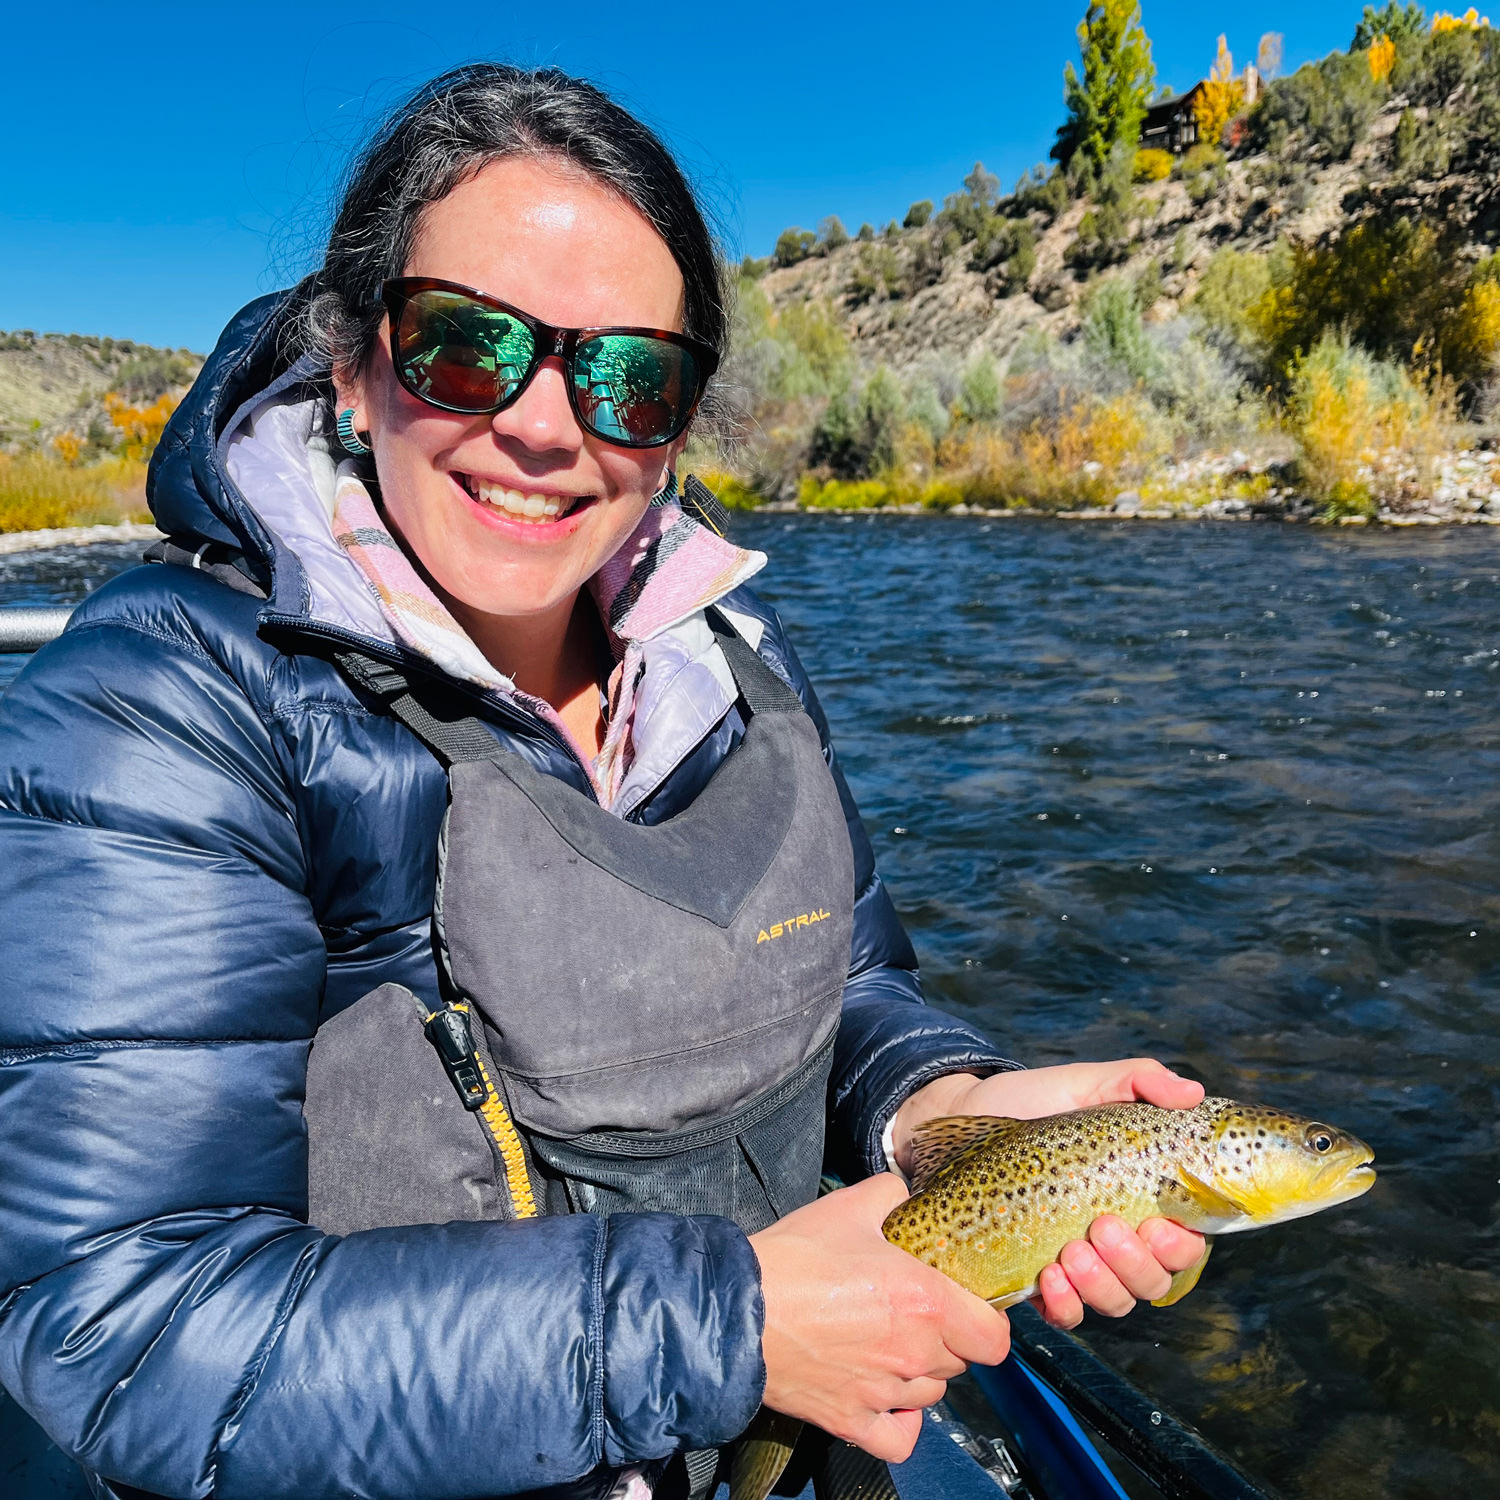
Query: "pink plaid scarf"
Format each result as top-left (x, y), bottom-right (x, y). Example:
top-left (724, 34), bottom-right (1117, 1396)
top-left (330, 468), bottom-right (764, 805)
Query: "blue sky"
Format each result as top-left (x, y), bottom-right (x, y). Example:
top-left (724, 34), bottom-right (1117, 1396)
top-left (5, 1), bottom-right (1370, 351)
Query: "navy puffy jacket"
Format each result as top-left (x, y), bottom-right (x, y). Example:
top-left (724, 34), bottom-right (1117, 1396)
top-left (0, 294), bottom-right (1013, 1500)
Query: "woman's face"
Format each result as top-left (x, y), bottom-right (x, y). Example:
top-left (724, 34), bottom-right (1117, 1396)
top-left (339, 155), bottom-right (690, 623)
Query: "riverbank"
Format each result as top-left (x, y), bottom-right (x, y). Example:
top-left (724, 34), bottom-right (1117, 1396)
top-left (0, 521), bottom-right (162, 555)
top-left (715, 440), bottom-right (1500, 526)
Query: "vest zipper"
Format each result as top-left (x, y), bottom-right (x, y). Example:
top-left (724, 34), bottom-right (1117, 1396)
top-left (464, 1010), bottom-right (540, 1220)
top-left (422, 998), bottom-right (539, 1219)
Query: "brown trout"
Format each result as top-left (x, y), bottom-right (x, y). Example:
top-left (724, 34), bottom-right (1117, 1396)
top-left (731, 1097), bottom-right (1373, 1500)
top-left (881, 1097), bottom-right (1376, 1308)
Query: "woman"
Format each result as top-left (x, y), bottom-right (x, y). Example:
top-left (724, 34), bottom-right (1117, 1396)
top-left (0, 66), bottom-right (1204, 1500)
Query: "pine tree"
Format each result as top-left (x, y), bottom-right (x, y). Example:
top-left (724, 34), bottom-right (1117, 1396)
top-left (1053, 0), bottom-right (1157, 174)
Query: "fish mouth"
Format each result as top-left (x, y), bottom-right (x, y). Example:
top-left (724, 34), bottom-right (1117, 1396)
top-left (1322, 1155), bottom-right (1377, 1206)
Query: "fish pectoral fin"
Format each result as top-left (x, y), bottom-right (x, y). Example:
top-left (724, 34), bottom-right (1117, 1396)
top-left (1151, 1238), bottom-right (1214, 1307)
top-left (1165, 1167), bottom-right (1250, 1228)
top-left (730, 1409), bottom-right (803, 1500)
top-left (908, 1115), bottom-right (1028, 1192)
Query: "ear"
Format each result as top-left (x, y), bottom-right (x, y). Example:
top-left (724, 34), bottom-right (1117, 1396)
top-left (331, 363), bottom-right (367, 427)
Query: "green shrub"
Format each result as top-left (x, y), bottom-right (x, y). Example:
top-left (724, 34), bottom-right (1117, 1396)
top-left (903, 200), bottom-right (933, 228)
top-left (907, 379), bottom-right (951, 441)
top-left (1255, 218), bottom-right (1500, 399)
top-left (958, 353), bottom-right (1002, 421)
top-left (1012, 165), bottom-right (1071, 219)
top-left (963, 162), bottom-right (1001, 209)
top-left (1190, 247), bottom-right (1274, 351)
top-left (1007, 221), bottom-right (1039, 288)
top-left (1065, 147), bottom-right (1136, 272)
top-left (1250, 50), bottom-right (1384, 162)
top-left (1082, 276), bottom-right (1158, 381)
top-left (1350, 2), bottom-right (1428, 50)
top-left (113, 349), bottom-right (197, 402)
top-left (906, 233), bottom-right (950, 292)
top-left (939, 189), bottom-right (993, 244)
top-left (818, 216), bottom-right (850, 251)
top-left (857, 223), bottom-right (875, 242)
top-left (774, 228), bottom-right (816, 268)
top-left (847, 243), bottom-right (903, 304)
top-left (808, 368), bottom-right (906, 478)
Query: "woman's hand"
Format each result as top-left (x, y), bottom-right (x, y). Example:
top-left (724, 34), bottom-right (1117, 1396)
top-left (890, 1059), bottom-right (1208, 1331)
top-left (749, 1173), bottom-right (1009, 1463)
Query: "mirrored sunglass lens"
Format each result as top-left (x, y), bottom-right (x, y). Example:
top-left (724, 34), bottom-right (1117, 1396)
top-left (573, 336), bottom-right (696, 444)
top-left (396, 291), bottom-right (535, 410)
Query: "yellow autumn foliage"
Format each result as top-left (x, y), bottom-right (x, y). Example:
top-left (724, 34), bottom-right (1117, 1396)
top-left (1431, 8), bottom-right (1490, 31)
top-left (1133, 148), bottom-right (1174, 182)
top-left (1193, 36), bottom-right (1245, 148)
top-left (1368, 33), bottom-right (1397, 82)
top-left (1288, 336), bottom-right (1453, 513)
top-left (106, 391), bottom-right (178, 462)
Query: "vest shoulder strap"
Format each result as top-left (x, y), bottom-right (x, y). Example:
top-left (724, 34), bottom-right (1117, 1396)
top-left (335, 652), bottom-right (500, 769)
top-left (705, 607), bottom-right (804, 717)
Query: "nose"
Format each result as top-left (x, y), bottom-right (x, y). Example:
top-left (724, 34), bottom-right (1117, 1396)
top-left (491, 356), bottom-right (583, 458)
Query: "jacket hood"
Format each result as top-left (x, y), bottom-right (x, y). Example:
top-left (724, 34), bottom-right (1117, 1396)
top-left (148, 289), bottom-right (305, 565)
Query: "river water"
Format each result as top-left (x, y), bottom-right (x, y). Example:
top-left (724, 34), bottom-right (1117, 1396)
top-left (3, 518), bottom-right (1498, 1498)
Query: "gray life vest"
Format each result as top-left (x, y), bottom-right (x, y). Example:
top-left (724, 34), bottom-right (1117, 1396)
top-left (304, 612), bottom-right (855, 1244)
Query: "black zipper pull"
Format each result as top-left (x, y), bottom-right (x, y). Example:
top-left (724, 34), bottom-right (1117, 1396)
top-left (422, 1003), bottom-right (487, 1111)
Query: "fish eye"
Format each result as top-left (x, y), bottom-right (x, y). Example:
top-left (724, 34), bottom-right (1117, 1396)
top-left (1305, 1126), bottom-right (1335, 1154)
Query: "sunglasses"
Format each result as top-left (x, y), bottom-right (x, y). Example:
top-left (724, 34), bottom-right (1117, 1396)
top-left (378, 277), bottom-right (717, 449)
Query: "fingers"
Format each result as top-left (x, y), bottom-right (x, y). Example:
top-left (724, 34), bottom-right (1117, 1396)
top-left (1039, 1216), bottom-right (1209, 1326)
top-left (1087, 1216), bottom-right (1173, 1302)
top-left (931, 1280), bottom-right (1011, 1368)
top-left (1035, 1262), bottom-right (1085, 1329)
top-left (1121, 1059), bottom-right (1206, 1110)
top-left (1137, 1217), bottom-right (1208, 1272)
top-left (840, 1169), bottom-right (911, 1218)
top-left (1056, 1236), bottom-right (1136, 1316)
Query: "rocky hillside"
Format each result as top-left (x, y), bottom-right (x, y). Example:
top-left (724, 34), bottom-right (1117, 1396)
top-left (748, 94), bottom-right (1486, 381)
top-left (0, 332), bottom-right (202, 452)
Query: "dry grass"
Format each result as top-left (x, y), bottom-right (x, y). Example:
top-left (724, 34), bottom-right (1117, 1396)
top-left (0, 453), bottom-right (150, 533)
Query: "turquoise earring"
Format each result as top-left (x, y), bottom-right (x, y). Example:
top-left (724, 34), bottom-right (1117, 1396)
top-left (336, 408), bottom-right (372, 456)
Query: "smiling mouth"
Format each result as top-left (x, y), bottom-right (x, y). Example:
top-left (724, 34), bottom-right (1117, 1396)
top-left (456, 473), bottom-right (593, 525)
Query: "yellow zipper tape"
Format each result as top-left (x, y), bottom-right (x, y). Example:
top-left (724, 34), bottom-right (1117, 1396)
top-left (451, 1004), bottom-right (539, 1219)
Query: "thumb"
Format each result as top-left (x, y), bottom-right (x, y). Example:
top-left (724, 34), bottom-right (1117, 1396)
top-left (837, 1170), bottom-right (911, 1218)
top-left (854, 1407), bottom-right (923, 1464)
top-left (1125, 1060), bottom-right (1205, 1110)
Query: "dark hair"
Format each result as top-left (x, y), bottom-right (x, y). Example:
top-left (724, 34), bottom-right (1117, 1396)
top-left (291, 65), bottom-right (727, 404)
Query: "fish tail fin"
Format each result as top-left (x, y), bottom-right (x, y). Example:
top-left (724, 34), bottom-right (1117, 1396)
top-left (730, 1410), bottom-right (803, 1500)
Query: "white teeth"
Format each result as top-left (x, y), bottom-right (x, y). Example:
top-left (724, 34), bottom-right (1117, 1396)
top-left (468, 478), bottom-right (575, 524)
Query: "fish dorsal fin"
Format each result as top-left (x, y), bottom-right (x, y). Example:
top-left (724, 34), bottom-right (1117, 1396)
top-left (908, 1115), bottom-right (1027, 1193)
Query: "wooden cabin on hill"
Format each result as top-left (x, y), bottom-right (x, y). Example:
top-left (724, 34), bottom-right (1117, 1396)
top-left (1141, 64), bottom-right (1260, 155)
